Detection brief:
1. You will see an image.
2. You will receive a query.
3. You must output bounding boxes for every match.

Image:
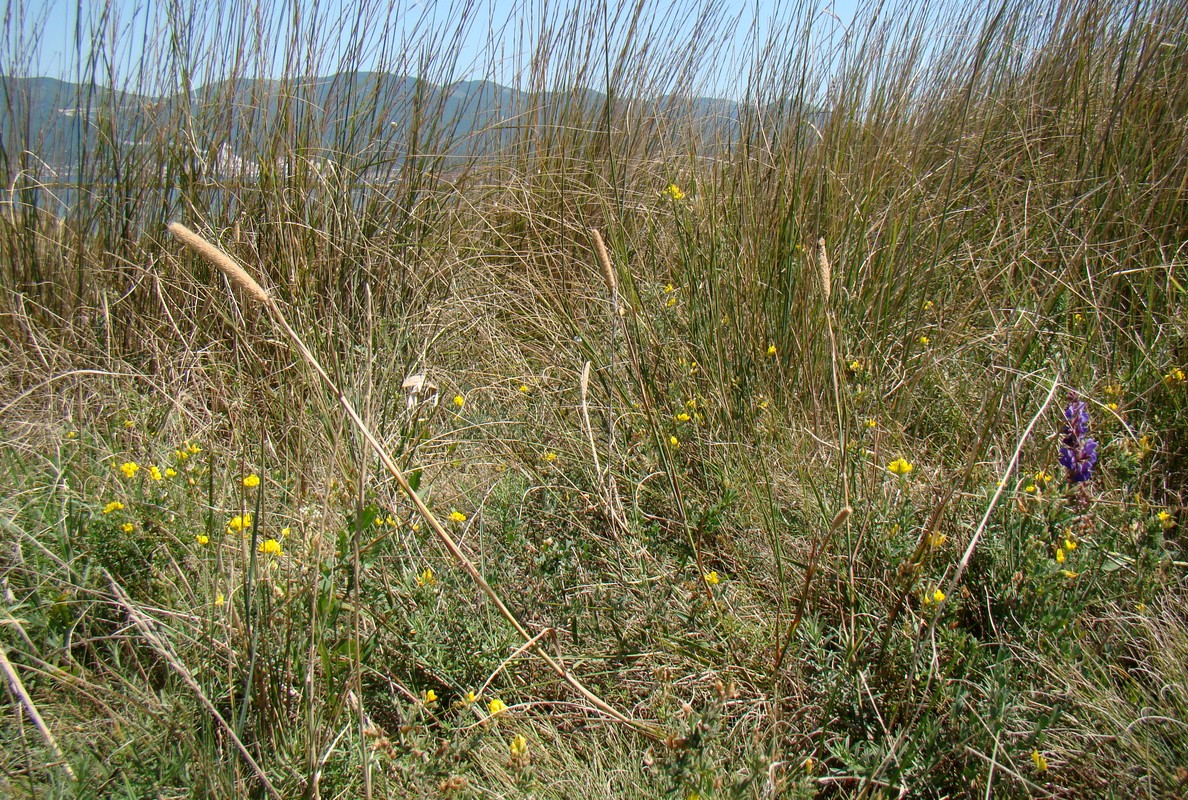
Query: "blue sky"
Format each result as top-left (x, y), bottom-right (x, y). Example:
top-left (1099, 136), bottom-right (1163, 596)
top-left (14, 0), bottom-right (863, 97)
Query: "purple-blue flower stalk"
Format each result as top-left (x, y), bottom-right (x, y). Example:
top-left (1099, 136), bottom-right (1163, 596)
top-left (1058, 398), bottom-right (1097, 483)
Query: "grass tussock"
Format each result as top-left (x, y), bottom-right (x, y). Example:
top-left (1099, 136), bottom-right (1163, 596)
top-left (2, 0), bottom-right (1187, 796)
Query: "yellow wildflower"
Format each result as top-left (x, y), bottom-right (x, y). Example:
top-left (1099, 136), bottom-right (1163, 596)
top-left (543, 452), bottom-right (558, 463)
top-left (214, 592), bottom-right (225, 607)
top-left (119, 462), bottom-right (140, 478)
top-left (932, 589), bottom-right (946, 604)
top-left (281, 526), bottom-right (292, 537)
top-left (704, 571), bottom-right (720, 585)
top-left (1137, 435), bottom-right (1152, 458)
top-left (766, 344), bottom-right (777, 357)
top-left (453, 395), bottom-right (465, 408)
top-left (847, 359), bottom-right (864, 373)
top-left (509, 734), bottom-right (528, 758)
top-left (243, 474), bottom-right (260, 488)
top-left (186, 442), bottom-right (201, 454)
top-left (1104, 384), bottom-right (1122, 397)
top-left (922, 300), bottom-right (934, 310)
top-left (1164, 368), bottom-right (1185, 386)
top-left (448, 511), bottom-right (467, 524)
top-left (669, 435), bottom-right (679, 449)
top-left (121, 522), bottom-right (134, 533)
top-left (1107, 402), bottom-right (1119, 411)
top-left (424, 690), bottom-right (438, 704)
top-left (665, 296), bottom-right (678, 308)
top-left (918, 335), bottom-right (930, 346)
top-left (175, 449), bottom-right (189, 462)
top-left (803, 757), bottom-right (814, 772)
top-left (259, 539), bottom-right (282, 556)
top-left (1073, 312), bottom-right (1084, 323)
top-left (518, 384), bottom-right (530, 394)
top-left (686, 398), bottom-right (697, 409)
top-left (196, 534), bottom-right (209, 545)
top-left (1031, 750), bottom-right (1048, 772)
top-left (464, 691), bottom-right (479, 705)
top-left (417, 568), bottom-right (435, 586)
top-left (866, 418), bottom-right (878, 429)
top-left (1136, 602), bottom-right (1146, 613)
top-left (1158, 510), bottom-right (1175, 529)
top-left (149, 466), bottom-right (163, 481)
top-left (227, 513), bottom-right (252, 533)
top-left (1055, 547), bottom-right (1065, 564)
top-left (676, 412), bottom-right (691, 422)
top-left (662, 184), bottom-right (685, 201)
top-left (164, 467), bottom-right (177, 478)
top-left (487, 698), bottom-right (507, 716)
top-left (103, 501), bottom-right (125, 514)
top-left (929, 533), bottom-right (947, 548)
top-left (1061, 570), bottom-right (1079, 579)
top-left (1035, 470), bottom-right (1052, 485)
top-left (664, 283), bottom-right (675, 293)
top-left (887, 458), bottom-right (913, 476)
top-left (123, 419), bottom-right (135, 430)
top-left (1025, 484), bottom-right (1038, 494)
top-left (1064, 537), bottom-right (1077, 551)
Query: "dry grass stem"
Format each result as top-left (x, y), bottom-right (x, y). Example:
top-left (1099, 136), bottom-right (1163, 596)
top-left (109, 577), bottom-right (283, 800)
top-left (0, 643), bottom-right (75, 781)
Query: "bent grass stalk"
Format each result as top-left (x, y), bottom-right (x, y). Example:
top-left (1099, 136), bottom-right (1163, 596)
top-left (109, 577), bottom-right (282, 800)
top-left (168, 222), bottom-right (663, 741)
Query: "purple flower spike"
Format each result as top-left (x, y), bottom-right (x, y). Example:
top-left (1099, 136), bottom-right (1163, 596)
top-left (1058, 396), bottom-right (1097, 483)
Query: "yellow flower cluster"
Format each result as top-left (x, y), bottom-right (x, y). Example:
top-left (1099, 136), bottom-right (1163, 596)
top-left (120, 462), bottom-right (140, 478)
top-left (243, 474), bottom-right (260, 488)
top-left (227, 513), bottom-right (253, 534)
top-left (259, 538), bottom-right (282, 556)
top-left (448, 511), bottom-right (467, 523)
top-left (887, 458), bottom-right (913, 476)
top-left (662, 184), bottom-right (685, 201)
top-left (103, 501), bottom-right (125, 514)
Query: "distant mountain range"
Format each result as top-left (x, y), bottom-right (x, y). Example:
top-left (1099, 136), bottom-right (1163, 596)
top-left (0, 72), bottom-right (781, 180)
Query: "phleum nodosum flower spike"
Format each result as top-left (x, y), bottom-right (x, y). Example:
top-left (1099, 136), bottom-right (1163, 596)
top-left (1058, 397), bottom-right (1097, 483)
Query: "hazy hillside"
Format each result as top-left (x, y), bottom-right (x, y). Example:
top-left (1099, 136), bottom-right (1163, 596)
top-left (1, 72), bottom-right (752, 181)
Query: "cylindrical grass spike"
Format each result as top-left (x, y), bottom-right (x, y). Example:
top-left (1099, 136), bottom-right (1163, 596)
top-left (169, 222), bottom-right (273, 308)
